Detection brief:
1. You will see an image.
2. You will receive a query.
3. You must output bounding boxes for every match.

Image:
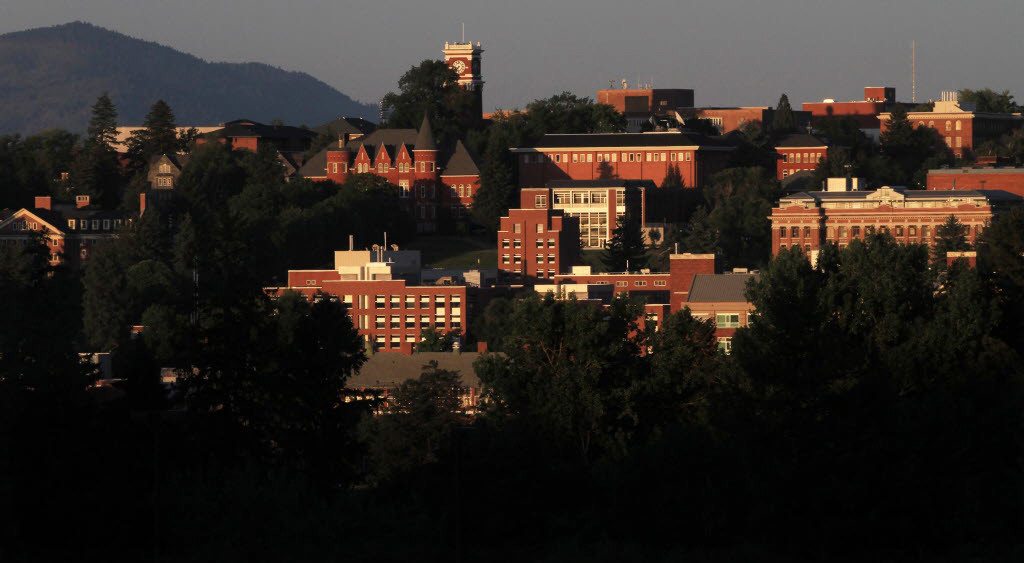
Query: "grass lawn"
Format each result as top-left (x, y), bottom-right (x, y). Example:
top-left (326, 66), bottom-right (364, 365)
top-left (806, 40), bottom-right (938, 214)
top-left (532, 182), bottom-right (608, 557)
top-left (408, 234), bottom-right (498, 270)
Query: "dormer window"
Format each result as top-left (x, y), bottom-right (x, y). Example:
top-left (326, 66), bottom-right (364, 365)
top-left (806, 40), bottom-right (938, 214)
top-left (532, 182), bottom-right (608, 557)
top-left (158, 163), bottom-right (171, 174)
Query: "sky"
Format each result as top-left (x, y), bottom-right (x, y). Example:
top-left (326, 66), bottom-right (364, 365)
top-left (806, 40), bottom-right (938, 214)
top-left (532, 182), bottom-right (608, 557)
top-left (3, 0), bottom-right (1023, 113)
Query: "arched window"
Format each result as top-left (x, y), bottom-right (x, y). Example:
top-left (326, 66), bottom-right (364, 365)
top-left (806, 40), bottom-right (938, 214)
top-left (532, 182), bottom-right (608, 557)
top-left (945, 121), bottom-right (952, 131)
top-left (956, 120), bottom-right (962, 131)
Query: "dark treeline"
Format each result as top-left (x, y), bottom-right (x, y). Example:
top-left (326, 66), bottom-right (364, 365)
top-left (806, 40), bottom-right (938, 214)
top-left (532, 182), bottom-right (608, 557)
top-left (4, 194), bottom-right (1024, 560)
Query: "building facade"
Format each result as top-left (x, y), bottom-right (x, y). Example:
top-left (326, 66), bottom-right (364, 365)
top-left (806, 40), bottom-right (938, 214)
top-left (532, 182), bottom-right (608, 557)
top-left (927, 167), bottom-right (1024, 197)
top-left (299, 115), bottom-right (481, 233)
top-left (270, 250), bottom-right (468, 354)
top-left (802, 86), bottom-right (901, 134)
top-left (769, 179), bottom-right (1022, 263)
top-left (0, 196), bottom-right (133, 267)
top-left (512, 132), bottom-right (733, 189)
top-left (520, 180), bottom-right (651, 249)
top-left (675, 107), bottom-right (812, 135)
top-left (596, 87), bottom-right (695, 130)
top-left (497, 207), bottom-right (580, 281)
top-left (775, 133), bottom-right (828, 180)
top-left (879, 92), bottom-right (1024, 158)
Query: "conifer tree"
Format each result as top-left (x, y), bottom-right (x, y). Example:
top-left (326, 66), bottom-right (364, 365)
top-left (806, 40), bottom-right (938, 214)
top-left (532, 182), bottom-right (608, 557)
top-left (602, 214), bottom-right (648, 272)
top-left (71, 93), bottom-right (122, 208)
top-left (771, 93), bottom-right (796, 134)
top-left (125, 100), bottom-right (179, 175)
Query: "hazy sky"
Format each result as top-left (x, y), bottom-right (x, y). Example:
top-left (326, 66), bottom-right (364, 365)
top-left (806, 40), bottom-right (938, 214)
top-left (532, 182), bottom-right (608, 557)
top-left (3, 0), bottom-right (1023, 113)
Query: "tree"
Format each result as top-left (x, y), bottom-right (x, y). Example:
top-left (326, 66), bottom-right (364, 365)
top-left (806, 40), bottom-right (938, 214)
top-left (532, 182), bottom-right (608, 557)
top-left (602, 214), bottom-right (648, 272)
top-left (71, 94), bottom-right (123, 208)
top-left (702, 167), bottom-right (779, 269)
top-left (880, 105), bottom-right (954, 187)
top-left (417, 327), bottom-right (457, 352)
top-left (959, 88), bottom-right (1019, 114)
top-left (771, 93), bottom-right (796, 135)
top-left (125, 100), bottom-right (179, 175)
top-left (933, 214), bottom-right (971, 263)
top-left (360, 361), bottom-right (465, 481)
top-left (470, 123), bottom-right (518, 233)
top-left (662, 163), bottom-right (684, 188)
top-left (381, 60), bottom-right (479, 146)
top-left (677, 206), bottom-right (720, 254)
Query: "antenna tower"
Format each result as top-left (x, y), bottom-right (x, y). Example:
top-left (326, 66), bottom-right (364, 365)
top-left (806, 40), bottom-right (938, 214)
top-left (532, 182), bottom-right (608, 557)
top-left (911, 40), bottom-right (916, 104)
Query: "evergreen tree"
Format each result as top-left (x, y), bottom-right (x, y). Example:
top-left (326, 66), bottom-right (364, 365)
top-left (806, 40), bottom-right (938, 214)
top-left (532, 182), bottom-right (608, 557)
top-left (125, 100), bottom-right (179, 175)
top-left (602, 214), bottom-right (648, 272)
top-left (662, 163), bottom-right (684, 188)
top-left (771, 93), bottom-right (796, 134)
top-left (471, 125), bottom-right (517, 233)
top-left (71, 93), bottom-right (122, 208)
top-left (933, 214), bottom-right (971, 263)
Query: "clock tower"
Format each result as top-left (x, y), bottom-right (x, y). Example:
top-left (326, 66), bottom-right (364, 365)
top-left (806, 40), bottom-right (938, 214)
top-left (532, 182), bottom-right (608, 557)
top-left (443, 40), bottom-right (483, 116)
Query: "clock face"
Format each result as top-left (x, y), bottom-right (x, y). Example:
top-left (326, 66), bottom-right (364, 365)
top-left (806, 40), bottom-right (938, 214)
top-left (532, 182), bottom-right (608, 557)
top-left (451, 60), bottom-right (467, 74)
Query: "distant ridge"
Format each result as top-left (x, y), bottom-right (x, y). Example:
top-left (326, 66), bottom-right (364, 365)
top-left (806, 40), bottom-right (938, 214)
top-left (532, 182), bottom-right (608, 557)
top-left (0, 21), bottom-right (378, 135)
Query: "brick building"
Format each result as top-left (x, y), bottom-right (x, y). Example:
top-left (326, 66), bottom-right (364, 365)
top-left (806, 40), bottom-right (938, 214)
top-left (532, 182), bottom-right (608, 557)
top-left (879, 91), bottom-right (1024, 158)
top-left (775, 133), bottom-right (828, 180)
top-left (0, 195), bottom-right (133, 267)
top-left (803, 86), bottom-right (904, 137)
top-left (512, 132), bottom-right (733, 189)
top-left (299, 115), bottom-right (481, 232)
top-left (685, 272), bottom-right (757, 353)
top-left (596, 87), bottom-right (695, 131)
top-left (520, 179), bottom-right (652, 249)
top-left (675, 107), bottom-right (812, 135)
top-left (927, 167), bottom-right (1024, 197)
top-left (497, 207), bottom-right (580, 281)
top-left (770, 178), bottom-right (1023, 263)
top-left (269, 249), bottom-right (468, 354)
top-left (443, 40), bottom-right (484, 117)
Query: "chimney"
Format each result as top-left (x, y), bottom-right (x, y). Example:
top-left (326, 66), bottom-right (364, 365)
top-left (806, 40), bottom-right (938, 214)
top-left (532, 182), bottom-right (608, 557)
top-left (75, 194), bottom-right (91, 208)
top-left (669, 253), bottom-right (717, 305)
top-left (139, 193), bottom-right (148, 215)
top-left (34, 196), bottom-right (52, 211)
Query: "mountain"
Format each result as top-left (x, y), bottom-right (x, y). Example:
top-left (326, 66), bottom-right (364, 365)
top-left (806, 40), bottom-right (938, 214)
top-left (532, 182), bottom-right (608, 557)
top-left (0, 22), bottom-right (378, 135)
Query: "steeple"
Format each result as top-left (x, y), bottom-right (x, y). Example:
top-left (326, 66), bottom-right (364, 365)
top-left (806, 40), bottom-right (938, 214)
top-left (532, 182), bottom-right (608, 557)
top-left (414, 113), bottom-right (436, 151)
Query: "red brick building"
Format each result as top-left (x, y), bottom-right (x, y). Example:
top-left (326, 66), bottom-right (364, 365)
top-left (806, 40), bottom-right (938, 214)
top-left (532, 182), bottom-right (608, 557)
top-left (775, 133), bottom-right (828, 180)
top-left (520, 180), bottom-right (652, 249)
top-left (497, 207), bottom-right (580, 281)
top-left (770, 179), bottom-right (1023, 263)
top-left (269, 250), bottom-right (467, 354)
top-left (879, 92), bottom-right (1024, 158)
top-left (927, 167), bottom-right (1024, 197)
top-left (803, 86), bottom-right (900, 132)
top-left (596, 87), bottom-right (695, 130)
top-left (542, 253), bottom-right (755, 351)
top-left (675, 107), bottom-right (812, 135)
top-left (512, 132), bottom-right (733, 189)
top-left (0, 195), bottom-right (133, 267)
top-left (299, 115), bottom-right (481, 232)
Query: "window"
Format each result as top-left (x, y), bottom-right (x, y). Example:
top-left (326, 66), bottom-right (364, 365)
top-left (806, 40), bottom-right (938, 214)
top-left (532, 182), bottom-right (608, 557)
top-left (615, 280), bottom-right (628, 287)
top-left (803, 226), bottom-right (811, 238)
top-left (390, 315), bottom-right (401, 329)
top-left (895, 226), bottom-right (904, 237)
top-left (635, 280), bottom-right (647, 287)
top-left (158, 163), bottom-right (171, 174)
top-left (654, 280), bottom-right (667, 287)
top-left (390, 295), bottom-right (400, 308)
top-left (790, 226), bottom-right (799, 238)
top-left (156, 177), bottom-right (172, 187)
top-left (502, 255), bottom-right (510, 264)
top-left (852, 226), bottom-right (861, 237)
top-left (420, 295), bottom-right (430, 307)
top-left (945, 121), bottom-right (952, 131)
top-left (535, 194), bottom-right (548, 208)
top-left (717, 337), bottom-right (733, 354)
top-left (501, 239), bottom-right (510, 249)
top-left (780, 226), bottom-right (787, 238)
top-left (513, 239), bottom-right (522, 248)
top-left (375, 315), bottom-right (385, 329)
top-left (956, 120), bottom-right (962, 131)
top-left (715, 313), bottom-right (741, 328)
top-left (684, 153), bottom-right (692, 162)
top-left (67, 219), bottom-right (76, 229)
top-left (587, 153), bottom-right (593, 162)
top-left (406, 296), bottom-right (416, 308)
top-left (375, 295), bottom-right (385, 308)
top-left (572, 153), bottom-right (578, 163)
top-left (514, 224), bottom-right (522, 234)
top-left (909, 225), bottom-right (917, 236)
top-left (536, 239), bottom-right (544, 248)
top-left (536, 223), bottom-right (544, 234)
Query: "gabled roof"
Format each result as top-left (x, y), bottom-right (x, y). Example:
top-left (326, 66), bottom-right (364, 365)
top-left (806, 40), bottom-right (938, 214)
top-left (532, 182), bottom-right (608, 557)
top-left (687, 273), bottom-right (756, 303)
top-left (312, 117), bottom-right (377, 136)
top-left (207, 120), bottom-right (316, 141)
top-left (775, 133), bottom-right (828, 148)
top-left (442, 140), bottom-right (480, 176)
top-left (0, 208), bottom-right (64, 235)
top-left (298, 151), bottom-right (328, 177)
top-left (414, 114), bottom-right (437, 151)
top-left (149, 152), bottom-right (190, 170)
